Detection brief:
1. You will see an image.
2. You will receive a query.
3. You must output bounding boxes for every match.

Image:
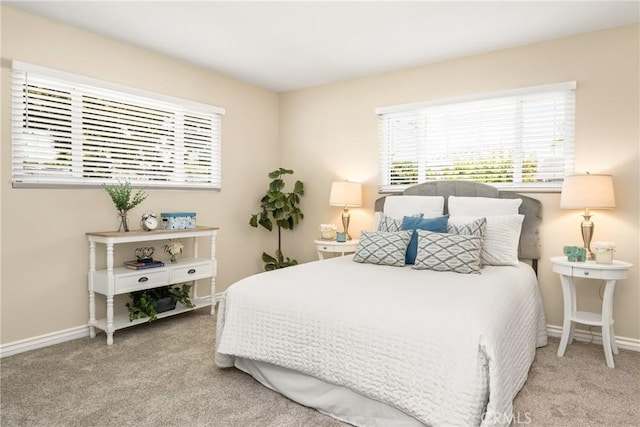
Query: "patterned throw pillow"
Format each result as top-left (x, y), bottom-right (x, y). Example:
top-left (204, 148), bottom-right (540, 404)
top-left (400, 215), bottom-right (449, 264)
top-left (375, 212), bottom-right (423, 232)
top-left (447, 217), bottom-right (487, 239)
top-left (413, 230), bottom-right (482, 274)
top-left (353, 231), bottom-right (413, 267)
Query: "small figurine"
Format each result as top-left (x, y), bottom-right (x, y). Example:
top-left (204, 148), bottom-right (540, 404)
top-left (563, 245), bottom-right (586, 262)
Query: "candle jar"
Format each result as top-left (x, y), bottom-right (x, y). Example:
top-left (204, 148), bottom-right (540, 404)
top-left (595, 248), bottom-right (614, 264)
top-left (319, 224), bottom-right (337, 240)
top-left (593, 241), bottom-right (615, 264)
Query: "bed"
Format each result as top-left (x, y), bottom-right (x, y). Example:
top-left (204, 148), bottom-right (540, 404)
top-left (215, 181), bottom-right (547, 427)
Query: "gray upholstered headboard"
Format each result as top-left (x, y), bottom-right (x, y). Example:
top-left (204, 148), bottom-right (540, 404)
top-left (375, 181), bottom-right (542, 273)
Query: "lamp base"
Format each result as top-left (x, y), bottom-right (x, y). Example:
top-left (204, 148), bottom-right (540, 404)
top-left (581, 211), bottom-right (594, 260)
top-left (342, 208), bottom-right (352, 240)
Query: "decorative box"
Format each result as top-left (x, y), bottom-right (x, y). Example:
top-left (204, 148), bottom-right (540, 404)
top-left (161, 212), bottom-right (196, 230)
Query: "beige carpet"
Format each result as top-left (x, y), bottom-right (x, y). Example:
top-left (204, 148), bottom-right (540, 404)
top-left (1, 309), bottom-right (639, 426)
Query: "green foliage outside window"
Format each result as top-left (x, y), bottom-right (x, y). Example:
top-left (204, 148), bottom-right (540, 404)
top-left (390, 151), bottom-right (538, 185)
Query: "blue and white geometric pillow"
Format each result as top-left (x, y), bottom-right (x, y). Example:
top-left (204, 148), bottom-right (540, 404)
top-left (413, 230), bottom-right (482, 274)
top-left (376, 212), bottom-right (423, 232)
top-left (353, 231), bottom-right (413, 267)
top-left (447, 217), bottom-right (487, 239)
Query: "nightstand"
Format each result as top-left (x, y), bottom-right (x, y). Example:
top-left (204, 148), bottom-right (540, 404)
top-left (550, 256), bottom-right (632, 368)
top-left (314, 239), bottom-right (359, 260)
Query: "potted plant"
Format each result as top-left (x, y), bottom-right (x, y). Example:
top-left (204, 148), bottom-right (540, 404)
top-left (250, 168), bottom-right (304, 270)
top-left (164, 239), bottom-right (184, 263)
top-left (126, 284), bottom-right (194, 322)
top-left (103, 180), bottom-right (148, 232)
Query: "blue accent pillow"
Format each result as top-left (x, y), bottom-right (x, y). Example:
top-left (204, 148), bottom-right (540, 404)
top-left (401, 215), bottom-right (449, 264)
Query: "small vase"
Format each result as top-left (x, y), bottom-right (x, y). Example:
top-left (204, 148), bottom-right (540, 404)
top-left (169, 253), bottom-right (177, 263)
top-left (118, 212), bottom-right (130, 232)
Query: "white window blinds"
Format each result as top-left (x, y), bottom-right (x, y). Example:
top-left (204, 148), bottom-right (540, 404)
top-left (377, 82), bottom-right (575, 191)
top-left (11, 61), bottom-right (225, 189)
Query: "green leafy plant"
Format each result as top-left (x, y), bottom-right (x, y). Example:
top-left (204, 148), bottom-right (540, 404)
top-left (250, 168), bottom-right (304, 271)
top-left (126, 284), bottom-right (194, 322)
top-left (103, 180), bottom-right (148, 231)
top-left (103, 181), bottom-right (148, 211)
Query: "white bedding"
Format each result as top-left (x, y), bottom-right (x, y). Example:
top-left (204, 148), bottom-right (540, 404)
top-left (215, 255), bottom-right (547, 426)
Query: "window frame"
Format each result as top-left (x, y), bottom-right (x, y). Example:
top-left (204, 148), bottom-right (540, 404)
top-left (11, 61), bottom-right (225, 190)
top-left (376, 82), bottom-right (576, 193)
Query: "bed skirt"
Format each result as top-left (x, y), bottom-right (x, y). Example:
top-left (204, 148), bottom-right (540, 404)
top-left (234, 357), bottom-right (426, 427)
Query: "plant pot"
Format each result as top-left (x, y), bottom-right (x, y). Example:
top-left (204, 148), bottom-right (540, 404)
top-left (155, 296), bottom-right (177, 314)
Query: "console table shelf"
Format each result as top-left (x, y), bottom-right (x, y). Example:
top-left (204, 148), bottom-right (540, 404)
top-left (87, 226), bottom-right (219, 345)
top-left (94, 296), bottom-right (212, 331)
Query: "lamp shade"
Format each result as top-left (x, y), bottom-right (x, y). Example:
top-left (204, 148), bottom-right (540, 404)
top-left (560, 174), bottom-right (615, 209)
top-left (329, 181), bottom-right (362, 207)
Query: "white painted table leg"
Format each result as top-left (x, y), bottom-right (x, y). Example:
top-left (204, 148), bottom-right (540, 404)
top-left (557, 274), bottom-right (576, 357)
top-left (610, 325), bottom-right (619, 355)
top-left (106, 243), bottom-right (115, 346)
top-left (106, 295), bottom-right (114, 346)
top-left (88, 241), bottom-right (97, 338)
top-left (567, 276), bottom-right (577, 346)
top-left (88, 292), bottom-right (96, 339)
top-left (317, 251), bottom-right (325, 260)
top-left (601, 279), bottom-right (617, 368)
top-left (210, 231), bottom-right (217, 315)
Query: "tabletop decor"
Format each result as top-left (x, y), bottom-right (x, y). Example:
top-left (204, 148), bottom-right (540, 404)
top-left (560, 173), bottom-right (615, 260)
top-left (563, 245), bottom-right (586, 262)
top-left (329, 180), bottom-right (362, 240)
top-left (319, 224), bottom-right (337, 240)
top-left (103, 180), bottom-right (148, 232)
top-left (593, 241), bottom-right (616, 264)
top-left (164, 239), bottom-right (184, 263)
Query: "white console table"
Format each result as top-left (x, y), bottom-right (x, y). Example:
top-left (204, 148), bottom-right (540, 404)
top-left (87, 226), bottom-right (218, 345)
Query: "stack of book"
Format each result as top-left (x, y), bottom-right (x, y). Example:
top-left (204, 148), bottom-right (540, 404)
top-left (124, 258), bottom-right (165, 270)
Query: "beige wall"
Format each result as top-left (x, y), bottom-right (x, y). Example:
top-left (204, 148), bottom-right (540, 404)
top-left (0, 6), bottom-right (280, 344)
top-left (1, 7), bottom-right (638, 346)
top-left (279, 25), bottom-right (640, 340)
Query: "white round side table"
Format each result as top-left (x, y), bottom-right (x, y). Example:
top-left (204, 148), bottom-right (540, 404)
top-left (550, 256), bottom-right (632, 368)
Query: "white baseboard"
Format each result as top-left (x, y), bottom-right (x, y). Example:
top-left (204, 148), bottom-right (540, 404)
top-left (3, 320), bottom-right (638, 359)
top-left (546, 324), bottom-right (640, 352)
top-left (0, 325), bottom-right (90, 358)
top-left (1, 293), bottom-right (226, 358)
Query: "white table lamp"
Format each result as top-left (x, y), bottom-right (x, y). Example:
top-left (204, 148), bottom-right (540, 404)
top-left (560, 173), bottom-right (615, 260)
top-left (329, 181), bottom-right (362, 240)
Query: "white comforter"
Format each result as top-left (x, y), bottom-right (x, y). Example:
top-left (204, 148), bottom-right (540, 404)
top-left (215, 256), bottom-right (547, 426)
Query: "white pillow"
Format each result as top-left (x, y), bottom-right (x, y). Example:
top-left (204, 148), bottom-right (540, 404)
top-left (383, 196), bottom-right (444, 219)
top-left (449, 215), bottom-right (524, 266)
top-left (448, 196), bottom-right (522, 216)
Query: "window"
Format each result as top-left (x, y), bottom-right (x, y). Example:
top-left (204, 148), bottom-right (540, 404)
top-left (11, 61), bottom-right (225, 189)
top-left (377, 82), bottom-right (575, 192)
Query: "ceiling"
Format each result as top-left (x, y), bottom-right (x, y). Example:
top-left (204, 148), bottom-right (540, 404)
top-left (5, 1), bottom-right (640, 92)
